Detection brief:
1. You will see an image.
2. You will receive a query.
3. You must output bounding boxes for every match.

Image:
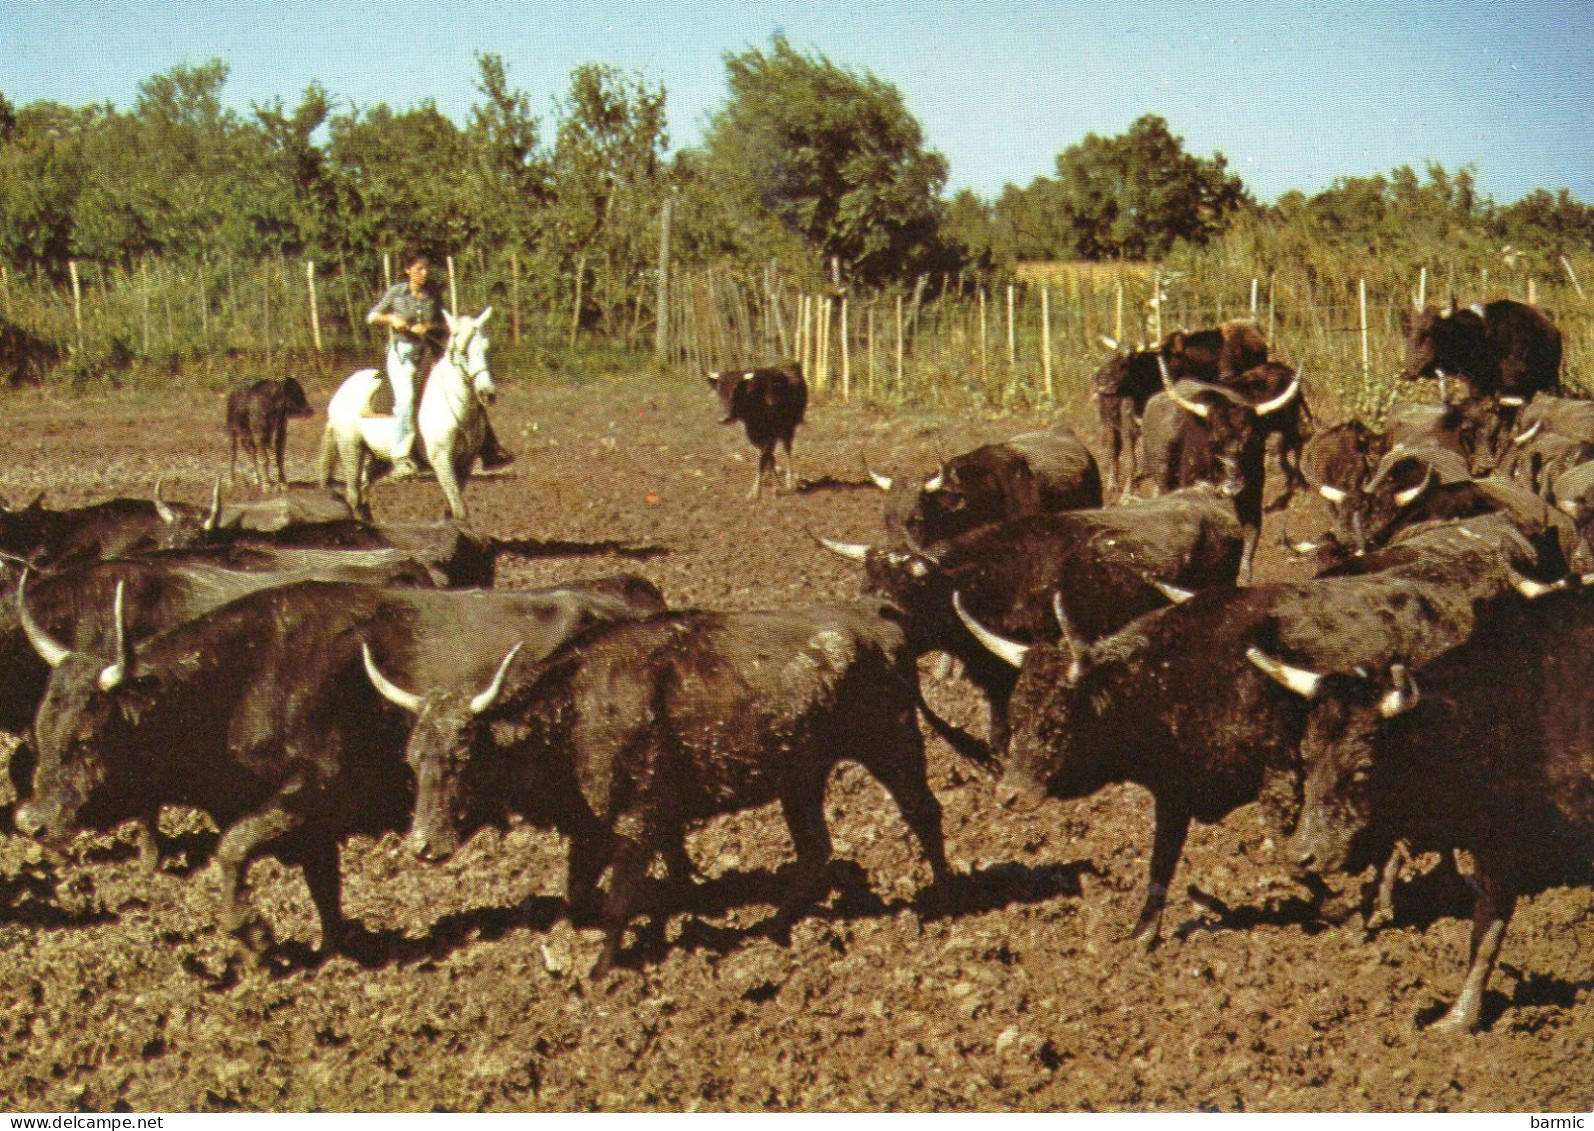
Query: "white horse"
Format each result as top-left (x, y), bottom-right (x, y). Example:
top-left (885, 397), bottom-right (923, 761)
top-left (319, 308), bottom-right (495, 523)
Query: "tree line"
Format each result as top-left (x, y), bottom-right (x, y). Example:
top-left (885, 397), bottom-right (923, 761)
top-left (2, 34), bottom-right (1591, 354)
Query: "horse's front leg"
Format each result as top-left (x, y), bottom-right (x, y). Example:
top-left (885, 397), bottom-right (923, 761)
top-left (428, 439), bottom-right (470, 522)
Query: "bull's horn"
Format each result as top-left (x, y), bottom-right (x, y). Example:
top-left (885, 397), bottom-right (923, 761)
top-left (867, 468), bottom-right (894, 491)
top-left (1246, 646), bottom-right (1325, 699)
top-left (1512, 419), bottom-right (1543, 446)
top-left (1499, 394), bottom-right (1526, 408)
top-left (202, 477), bottom-right (222, 532)
top-left (469, 642), bottom-right (522, 715)
top-left (1444, 295), bottom-right (1458, 317)
top-left (362, 642), bottom-right (423, 714)
top-left (1378, 664), bottom-right (1419, 718)
top-left (1146, 576), bottom-right (1196, 604)
top-left (705, 371), bottom-right (720, 387)
top-left (924, 465), bottom-right (947, 493)
top-left (1317, 483), bottom-right (1349, 504)
top-left (17, 569), bottom-right (70, 669)
top-left (153, 477), bottom-right (178, 524)
top-left (1392, 469), bottom-right (1432, 508)
top-left (815, 533), bottom-right (871, 562)
top-left (1508, 565), bottom-right (1568, 599)
top-left (952, 590), bottom-right (1028, 669)
top-left (1255, 373), bottom-right (1301, 417)
top-left (1159, 355), bottom-right (1209, 419)
top-left (1098, 335), bottom-right (1119, 351)
top-left (97, 581), bottom-right (130, 691)
top-left (1050, 591), bottom-right (1088, 682)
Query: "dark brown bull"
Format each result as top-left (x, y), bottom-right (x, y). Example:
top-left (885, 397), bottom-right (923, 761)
top-left (1402, 298), bottom-right (1563, 402)
top-left (0, 555), bottom-right (435, 856)
top-left (1268, 590), bottom-right (1594, 1032)
top-left (13, 575), bottom-right (665, 952)
top-left (1089, 343), bottom-right (1163, 497)
top-left (379, 600), bottom-right (957, 975)
top-left (707, 363), bottom-right (808, 499)
top-left (819, 486), bottom-right (1243, 753)
top-left (871, 425), bottom-right (1101, 550)
top-left (965, 511), bottom-right (1556, 946)
top-left (1152, 361), bottom-right (1303, 582)
top-left (1159, 320), bottom-right (1270, 385)
top-left (227, 377), bottom-right (314, 487)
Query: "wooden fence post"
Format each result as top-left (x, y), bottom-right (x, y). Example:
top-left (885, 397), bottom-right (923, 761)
top-left (867, 303), bottom-right (876, 398)
top-left (1417, 265), bottom-right (1428, 311)
top-left (140, 258), bottom-right (152, 355)
top-left (978, 288), bottom-right (988, 384)
top-left (68, 260), bottom-right (83, 347)
top-left (1006, 284), bottom-right (1016, 369)
top-left (1359, 276), bottom-right (1370, 384)
top-left (447, 255), bottom-right (459, 315)
top-left (0, 265), bottom-right (9, 322)
top-left (840, 295), bottom-right (850, 401)
top-left (654, 196), bottom-right (671, 360)
top-left (306, 260), bottom-right (323, 351)
top-left (895, 293), bottom-right (904, 394)
top-left (510, 250), bottom-right (522, 346)
top-left (1041, 284), bottom-right (1053, 402)
top-left (569, 254), bottom-right (585, 349)
top-left (1561, 256), bottom-right (1586, 300)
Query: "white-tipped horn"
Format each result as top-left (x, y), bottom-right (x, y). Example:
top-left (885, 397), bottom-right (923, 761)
top-left (867, 469), bottom-right (894, 491)
top-left (97, 581), bottom-right (130, 691)
top-left (1159, 355), bottom-right (1210, 419)
top-left (1146, 576), bottom-right (1196, 604)
top-left (469, 642), bottom-right (522, 715)
top-left (17, 569), bottom-right (70, 669)
top-left (1378, 664), bottom-right (1419, 718)
top-left (1512, 420), bottom-right (1543, 446)
top-left (1050, 590), bottom-right (1088, 682)
top-left (1392, 469), bottom-right (1432, 508)
top-left (1246, 646), bottom-right (1326, 699)
top-left (1098, 335), bottom-right (1119, 351)
top-left (952, 590), bottom-right (1028, 669)
top-left (924, 466), bottom-right (947, 493)
top-left (815, 534), bottom-right (871, 562)
top-left (1317, 483), bottom-right (1350, 504)
top-left (1255, 374), bottom-right (1301, 417)
top-left (153, 477), bottom-right (178, 524)
top-left (203, 477), bottom-right (222, 531)
top-left (362, 641), bottom-right (424, 714)
top-left (1499, 394), bottom-right (1525, 407)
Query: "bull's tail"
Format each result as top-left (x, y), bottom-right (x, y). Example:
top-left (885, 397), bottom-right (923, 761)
top-left (914, 687), bottom-right (995, 772)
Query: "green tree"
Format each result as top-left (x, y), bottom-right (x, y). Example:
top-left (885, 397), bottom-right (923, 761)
top-left (0, 99), bottom-right (92, 268)
top-left (247, 83), bottom-right (335, 257)
top-left (543, 63), bottom-right (668, 336)
top-left (1049, 114), bottom-right (1249, 259)
top-left (695, 35), bottom-right (948, 286)
top-left (463, 53), bottom-right (549, 251)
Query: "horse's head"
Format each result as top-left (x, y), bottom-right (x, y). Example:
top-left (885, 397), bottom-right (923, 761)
top-left (444, 308), bottom-right (495, 407)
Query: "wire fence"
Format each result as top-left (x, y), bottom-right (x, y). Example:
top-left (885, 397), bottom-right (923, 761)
top-left (3, 250), bottom-right (1590, 425)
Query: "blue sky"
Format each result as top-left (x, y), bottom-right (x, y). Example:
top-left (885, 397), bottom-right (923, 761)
top-left (3, 0), bottom-right (1591, 204)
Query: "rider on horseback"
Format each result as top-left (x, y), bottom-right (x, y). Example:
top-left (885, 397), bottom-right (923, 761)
top-left (367, 250), bottom-right (513, 478)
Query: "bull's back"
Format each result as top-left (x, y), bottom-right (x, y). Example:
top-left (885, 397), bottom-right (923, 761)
top-left (565, 606), bottom-right (911, 817)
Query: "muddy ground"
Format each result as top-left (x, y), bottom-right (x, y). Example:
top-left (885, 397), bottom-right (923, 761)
top-left (0, 366), bottom-right (1589, 1112)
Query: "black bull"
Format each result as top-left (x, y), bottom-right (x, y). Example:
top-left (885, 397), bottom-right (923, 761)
top-left (960, 512), bottom-right (1555, 947)
top-left (13, 575), bottom-right (666, 952)
top-left (1273, 590), bottom-right (1594, 1032)
top-left (372, 599), bottom-right (959, 976)
top-left (819, 486), bottom-right (1243, 753)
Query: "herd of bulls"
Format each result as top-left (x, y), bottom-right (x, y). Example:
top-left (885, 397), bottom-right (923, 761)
top-left (0, 295), bottom-right (1587, 1036)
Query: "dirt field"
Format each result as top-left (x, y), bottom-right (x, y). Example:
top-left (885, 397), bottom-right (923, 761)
top-left (0, 366), bottom-right (1589, 1112)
